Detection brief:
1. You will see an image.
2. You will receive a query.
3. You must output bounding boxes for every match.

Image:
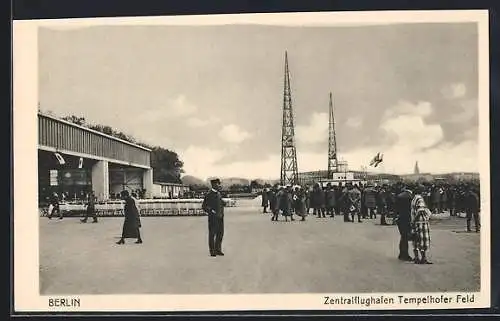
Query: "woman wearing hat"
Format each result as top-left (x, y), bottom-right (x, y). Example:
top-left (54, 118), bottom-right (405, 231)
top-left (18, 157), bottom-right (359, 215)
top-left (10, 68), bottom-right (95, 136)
top-left (410, 185), bottom-right (433, 264)
top-left (116, 190), bottom-right (143, 245)
top-left (292, 186), bottom-right (307, 221)
top-left (269, 184), bottom-right (280, 221)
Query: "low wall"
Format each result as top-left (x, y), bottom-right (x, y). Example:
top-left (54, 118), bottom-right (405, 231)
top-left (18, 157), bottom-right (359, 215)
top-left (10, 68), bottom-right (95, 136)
top-left (40, 198), bottom-right (237, 217)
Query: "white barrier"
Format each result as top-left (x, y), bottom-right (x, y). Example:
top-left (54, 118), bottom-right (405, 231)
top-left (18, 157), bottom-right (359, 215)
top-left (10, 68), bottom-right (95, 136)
top-left (41, 198), bottom-right (237, 217)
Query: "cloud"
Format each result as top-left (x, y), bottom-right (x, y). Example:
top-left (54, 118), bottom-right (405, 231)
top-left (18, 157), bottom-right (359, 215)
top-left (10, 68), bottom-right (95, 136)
top-left (181, 145), bottom-right (280, 180)
top-left (383, 101), bottom-right (433, 119)
top-left (180, 146), bottom-right (226, 179)
top-left (137, 94), bottom-right (198, 121)
top-left (448, 99), bottom-right (477, 123)
top-left (168, 95), bottom-right (198, 117)
top-left (180, 99), bottom-right (477, 179)
top-left (186, 116), bottom-right (220, 128)
top-left (441, 83), bottom-right (467, 99)
top-left (336, 100), bottom-right (476, 174)
top-left (345, 117), bottom-right (363, 129)
top-left (381, 115), bottom-right (443, 151)
top-left (296, 112), bottom-right (328, 144)
top-left (218, 124), bottom-right (252, 143)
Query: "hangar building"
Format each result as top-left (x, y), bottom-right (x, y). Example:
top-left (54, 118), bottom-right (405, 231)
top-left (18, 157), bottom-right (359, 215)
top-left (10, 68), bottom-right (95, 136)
top-left (37, 113), bottom-right (153, 202)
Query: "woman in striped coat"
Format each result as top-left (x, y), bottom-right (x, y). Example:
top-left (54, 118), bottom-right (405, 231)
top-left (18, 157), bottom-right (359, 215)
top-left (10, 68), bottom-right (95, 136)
top-left (410, 187), bottom-right (433, 264)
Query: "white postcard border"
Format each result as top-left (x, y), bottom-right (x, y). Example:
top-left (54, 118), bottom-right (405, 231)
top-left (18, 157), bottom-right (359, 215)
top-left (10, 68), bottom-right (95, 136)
top-left (13, 10), bottom-right (491, 312)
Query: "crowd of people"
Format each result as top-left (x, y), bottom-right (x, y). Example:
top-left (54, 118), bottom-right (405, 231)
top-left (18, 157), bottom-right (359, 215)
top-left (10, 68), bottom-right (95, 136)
top-left (260, 181), bottom-right (480, 229)
top-left (260, 180), bottom-right (481, 263)
top-left (44, 178), bottom-right (480, 260)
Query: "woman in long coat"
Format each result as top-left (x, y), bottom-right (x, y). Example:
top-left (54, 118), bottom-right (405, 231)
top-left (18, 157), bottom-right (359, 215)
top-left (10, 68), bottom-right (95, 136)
top-left (410, 186), bottom-right (432, 264)
top-left (116, 190), bottom-right (143, 245)
top-left (269, 185), bottom-right (279, 221)
top-left (293, 186), bottom-right (307, 221)
top-left (261, 188), bottom-right (269, 213)
top-left (277, 186), bottom-right (293, 222)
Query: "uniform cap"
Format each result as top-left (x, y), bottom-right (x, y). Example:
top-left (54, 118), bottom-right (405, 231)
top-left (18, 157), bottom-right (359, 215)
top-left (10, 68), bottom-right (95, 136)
top-left (210, 178), bottom-right (221, 185)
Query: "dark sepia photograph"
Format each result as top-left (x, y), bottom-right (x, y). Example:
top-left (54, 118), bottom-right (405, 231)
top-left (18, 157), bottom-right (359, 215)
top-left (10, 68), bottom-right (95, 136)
top-left (13, 10), bottom-right (490, 312)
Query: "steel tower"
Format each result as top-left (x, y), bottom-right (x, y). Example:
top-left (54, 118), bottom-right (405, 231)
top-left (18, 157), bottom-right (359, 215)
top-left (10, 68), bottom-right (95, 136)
top-left (327, 92), bottom-right (339, 178)
top-left (280, 51), bottom-right (299, 186)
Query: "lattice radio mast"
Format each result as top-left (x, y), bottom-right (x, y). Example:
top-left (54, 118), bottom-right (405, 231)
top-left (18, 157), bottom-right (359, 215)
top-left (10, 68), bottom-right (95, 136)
top-left (280, 51), bottom-right (299, 186)
top-left (327, 92), bottom-right (339, 178)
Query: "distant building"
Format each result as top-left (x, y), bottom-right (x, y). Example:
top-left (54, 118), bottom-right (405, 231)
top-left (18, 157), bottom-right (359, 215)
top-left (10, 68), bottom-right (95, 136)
top-left (401, 173), bottom-right (434, 182)
top-left (450, 172), bottom-right (480, 181)
top-left (319, 172), bottom-right (367, 187)
top-left (414, 161), bottom-right (420, 175)
top-left (297, 170), bottom-right (329, 186)
top-left (152, 182), bottom-right (190, 199)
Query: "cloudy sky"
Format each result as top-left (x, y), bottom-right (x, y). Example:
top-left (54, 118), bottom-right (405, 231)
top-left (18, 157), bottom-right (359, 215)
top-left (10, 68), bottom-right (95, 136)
top-left (38, 22), bottom-right (479, 180)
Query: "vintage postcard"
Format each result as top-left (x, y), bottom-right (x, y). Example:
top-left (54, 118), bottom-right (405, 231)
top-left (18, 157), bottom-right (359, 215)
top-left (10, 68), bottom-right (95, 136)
top-left (13, 10), bottom-right (490, 312)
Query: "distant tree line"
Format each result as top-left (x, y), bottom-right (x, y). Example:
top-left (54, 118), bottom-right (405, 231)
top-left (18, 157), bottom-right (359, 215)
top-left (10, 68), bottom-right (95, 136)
top-left (54, 113), bottom-right (184, 183)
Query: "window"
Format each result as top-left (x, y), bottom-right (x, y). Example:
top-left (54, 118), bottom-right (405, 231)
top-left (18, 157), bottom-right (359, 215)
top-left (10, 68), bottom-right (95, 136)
top-left (49, 170), bottom-right (58, 186)
top-left (161, 185), bottom-right (167, 194)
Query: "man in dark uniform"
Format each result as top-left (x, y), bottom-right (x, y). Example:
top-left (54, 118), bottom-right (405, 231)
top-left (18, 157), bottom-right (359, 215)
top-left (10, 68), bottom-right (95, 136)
top-left (395, 184), bottom-right (414, 261)
top-left (464, 186), bottom-right (480, 233)
top-left (81, 190), bottom-right (98, 223)
top-left (202, 178), bottom-right (225, 257)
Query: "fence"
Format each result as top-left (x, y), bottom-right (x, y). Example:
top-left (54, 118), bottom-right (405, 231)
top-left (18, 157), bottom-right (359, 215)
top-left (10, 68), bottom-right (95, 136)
top-left (39, 198), bottom-right (237, 217)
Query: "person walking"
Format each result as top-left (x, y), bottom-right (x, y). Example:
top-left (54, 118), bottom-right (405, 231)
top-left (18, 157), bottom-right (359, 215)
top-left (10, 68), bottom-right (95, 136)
top-left (311, 183), bottom-right (326, 218)
top-left (325, 183), bottom-right (336, 218)
top-left (48, 192), bottom-right (63, 220)
top-left (281, 185), bottom-right (295, 222)
top-left (202, 178), bottom-right (226, 256)
top-left (269, 184), bottom-right (280, 221)
top-left (395, 184), bottom-right (413, 261)
top-left (261, 188), bottom-right (269, 214)
top-left (347, 183), bottom-right (362, 223)
top-left (304, 185), bottom-right (311, 215)
top-left (81, 190), bottom-right (98, 223)
top-left (293, 186), bottom-right (307, 221)
top-left (410, 186), bottom-right (433, 264)
top-left (377, 185), bottom-right (389, 225)
top-left (363, 184), bottom-right (378, 219)
top-left (116, 190), bottom-right (142, 245)
top-left (339, 184), bottom-right (350, 222)
top-left (464, 186), bottom-right (480, 233)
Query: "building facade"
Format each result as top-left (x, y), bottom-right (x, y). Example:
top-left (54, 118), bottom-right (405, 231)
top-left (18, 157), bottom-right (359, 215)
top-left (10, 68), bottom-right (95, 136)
top-left (152, 182), bottom-right (190, 199)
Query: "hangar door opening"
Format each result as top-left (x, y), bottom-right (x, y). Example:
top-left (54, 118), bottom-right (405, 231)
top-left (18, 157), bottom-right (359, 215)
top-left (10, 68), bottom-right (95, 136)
top-left (109, 166), bottom-right (144, 199)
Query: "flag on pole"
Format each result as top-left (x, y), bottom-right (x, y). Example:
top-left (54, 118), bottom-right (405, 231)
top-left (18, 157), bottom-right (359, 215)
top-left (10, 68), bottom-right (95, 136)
top-left (78, 157), bottom-right (83, 169)
top-left (54, 152), bottom-right (65, 165)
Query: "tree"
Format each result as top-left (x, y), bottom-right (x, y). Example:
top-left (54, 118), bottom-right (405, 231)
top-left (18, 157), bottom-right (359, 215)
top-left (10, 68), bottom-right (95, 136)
top-left (150, 147), bottom-right (184, 183)
top-left (62, 115), bottom-right (86, 126)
